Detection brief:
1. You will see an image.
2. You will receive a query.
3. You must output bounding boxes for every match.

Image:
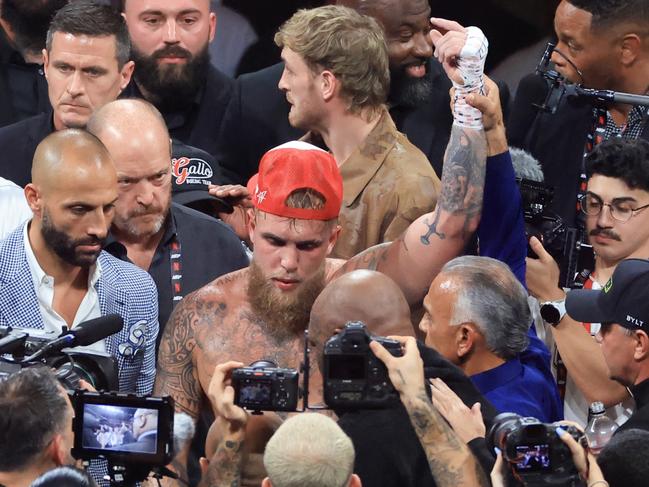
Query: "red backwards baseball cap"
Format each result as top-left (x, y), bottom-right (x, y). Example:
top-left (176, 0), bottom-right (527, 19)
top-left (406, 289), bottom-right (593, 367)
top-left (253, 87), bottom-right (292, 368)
top-left (248, 141), bottom-right (343, 220)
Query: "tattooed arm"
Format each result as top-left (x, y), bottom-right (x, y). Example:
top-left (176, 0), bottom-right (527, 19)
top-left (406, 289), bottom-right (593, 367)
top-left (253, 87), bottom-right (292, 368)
top-left (370, 338), bottom-right (489, 487)
top-left (338, 22), bottom-right (488, 306)
top-left (154, 292), bottom-right (203, 485)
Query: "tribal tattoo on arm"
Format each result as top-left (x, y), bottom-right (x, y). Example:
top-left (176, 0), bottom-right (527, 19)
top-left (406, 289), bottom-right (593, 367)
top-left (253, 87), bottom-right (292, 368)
top-left (154, 293), bottom-right (202, 417)
top-left (401, 390), bottom-right (489, 487)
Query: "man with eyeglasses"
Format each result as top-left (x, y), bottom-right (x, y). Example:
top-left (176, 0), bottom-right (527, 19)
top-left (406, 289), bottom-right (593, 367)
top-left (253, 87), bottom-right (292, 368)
top-left (527, 137), bottom-right (649, 425)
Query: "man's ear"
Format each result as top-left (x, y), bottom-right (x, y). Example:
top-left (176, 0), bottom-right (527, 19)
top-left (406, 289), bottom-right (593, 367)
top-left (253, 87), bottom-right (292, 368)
top-left (209, 11), bottom-right (217, 43)
top-left (119, 60), bottom-right (135, 92)
top-left (247, 208), bottom-right (257, 245)
top-left (261, 478), bottom-right (273, 487)
top-left (42, 49), bottom-right (50, 80)
top-left (24, 184), bottom-right (42, 216)
top-left (620, 33), bottom-right (642, 67)
top-left (456, 323), bottom-right (477, 359)
top-left (325, 223), bottom-right (342, 256)
top-left (634, 330), bottom-right (649, 361)
top-left (320, 70), bottom-right (338, 103)
top-left (48, 434), bottom-right (67, 467)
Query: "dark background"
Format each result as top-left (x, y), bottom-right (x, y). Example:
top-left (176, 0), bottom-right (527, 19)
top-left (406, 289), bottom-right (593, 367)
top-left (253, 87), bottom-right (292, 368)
top-left (223, 0), bottom-right (561, 75)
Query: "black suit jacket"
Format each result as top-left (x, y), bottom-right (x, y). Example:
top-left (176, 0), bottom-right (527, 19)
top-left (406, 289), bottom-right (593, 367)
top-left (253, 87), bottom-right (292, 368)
top-left (123, 64), bottom-right (234, 157)
top-left (0, 112), bottom-right (52, 187)
top-left (507, 73), bottom-right (649, 227)
top-left (216, 59), bottom-right (482, 184)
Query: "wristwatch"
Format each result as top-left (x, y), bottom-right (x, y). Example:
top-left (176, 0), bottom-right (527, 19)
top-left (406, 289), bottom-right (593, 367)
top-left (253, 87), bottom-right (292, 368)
top-left (540, 299), bottom-right (567, 326)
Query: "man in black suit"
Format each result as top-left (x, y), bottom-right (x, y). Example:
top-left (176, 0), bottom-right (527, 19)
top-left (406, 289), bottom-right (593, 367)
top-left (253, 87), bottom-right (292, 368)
top-left (0, 2), bottom-right (134, 188)
top-left (216, 0), bottom-right (465, 184)
top-left (120, 0), bottom-right (233, 157)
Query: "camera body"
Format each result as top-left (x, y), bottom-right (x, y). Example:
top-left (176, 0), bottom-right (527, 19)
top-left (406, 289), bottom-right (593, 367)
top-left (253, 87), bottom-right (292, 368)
top-left (0, 326), bottom-right (119, 391)
top-left (488, 412), bottom-right (583, 486)
top-left (518, 178), bottom-right (594, 289)
top-left (232, 360), bottom-right (300, 412)
top-left (71, 390), bottom-right (174, 473)
top-left (323, 322), bottom-right (402, 409)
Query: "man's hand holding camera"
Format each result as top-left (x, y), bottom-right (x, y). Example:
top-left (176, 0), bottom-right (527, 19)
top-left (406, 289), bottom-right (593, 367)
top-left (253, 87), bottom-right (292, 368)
top-left (207, 361), bottom-right (249, 435)
top-left (369, 336), bottom-right (426, 402)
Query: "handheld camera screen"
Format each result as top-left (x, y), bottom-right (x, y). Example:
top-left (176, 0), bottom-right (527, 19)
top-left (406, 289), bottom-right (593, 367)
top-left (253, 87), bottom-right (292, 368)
top-left (239, 380), bottom-right (272, 405)
top-left (515, 444), bottom-right (551, 472)
top-left (81, 404), bottom-right (159, 454)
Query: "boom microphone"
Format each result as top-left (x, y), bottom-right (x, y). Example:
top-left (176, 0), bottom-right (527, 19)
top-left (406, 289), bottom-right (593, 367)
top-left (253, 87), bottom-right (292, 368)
top-left (173, 412), bottom-right (196, 455)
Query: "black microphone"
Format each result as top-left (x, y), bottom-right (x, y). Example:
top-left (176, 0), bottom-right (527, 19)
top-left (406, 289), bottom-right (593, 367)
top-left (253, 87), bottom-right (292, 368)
top-left (20, 314), bottom-right (124, 363)
top-left (65, 314), bottom-right (124, 346)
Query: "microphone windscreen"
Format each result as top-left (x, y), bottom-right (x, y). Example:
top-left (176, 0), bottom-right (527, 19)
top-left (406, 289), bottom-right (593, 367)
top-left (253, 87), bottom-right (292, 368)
top-left (173, 412), bottom-right (196, 455)
top-left (509, 147), bottom-right (544, 183)
top-left (72, 314), bottom-right (124, 346)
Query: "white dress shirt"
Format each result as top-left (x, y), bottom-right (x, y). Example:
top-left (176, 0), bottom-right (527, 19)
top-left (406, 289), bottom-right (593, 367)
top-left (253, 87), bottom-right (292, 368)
top-left (0, 177), bottom-right (32, 240)
top-left (23, 223), bottom-right (106, 353)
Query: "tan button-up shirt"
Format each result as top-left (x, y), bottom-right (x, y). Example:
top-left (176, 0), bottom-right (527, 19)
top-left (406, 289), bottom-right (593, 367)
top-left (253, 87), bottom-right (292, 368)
top-left (333, 109), bottom-right (441, 259)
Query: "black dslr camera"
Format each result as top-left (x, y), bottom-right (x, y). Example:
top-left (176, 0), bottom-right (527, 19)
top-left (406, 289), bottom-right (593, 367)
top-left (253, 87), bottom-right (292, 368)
top-left (488, 412), bottom-right (583, 487)
top-left (232, 360), bottom-right (300, 413)
top-left (518, 178), bottom-right (594, 289)
top-left (0, 315), bottom-right (123, 391)
top-left (323, 322), bottom-right (402, 409)
top-left (71, 390), bottom-right (175, 485)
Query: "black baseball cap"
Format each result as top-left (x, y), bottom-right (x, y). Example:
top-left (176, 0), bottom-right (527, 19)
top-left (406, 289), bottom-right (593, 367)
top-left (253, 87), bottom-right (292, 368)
top-left (566, 258), bottom-right (649, 331)
top-left (171, 140), bottom-right (233, 214)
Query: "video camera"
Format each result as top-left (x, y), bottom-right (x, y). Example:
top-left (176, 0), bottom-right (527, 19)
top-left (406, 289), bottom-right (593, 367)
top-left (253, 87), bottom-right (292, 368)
top-left (0, 315), bottom-right (123, 390)
top-left (231, 322), bottom-right (403, 414)
top-left (488, 412), bottom-right (584, 487)
top-left (71, 390), bottom-right (176, 485)
top-left (518, 178), bottom-right (594, 289)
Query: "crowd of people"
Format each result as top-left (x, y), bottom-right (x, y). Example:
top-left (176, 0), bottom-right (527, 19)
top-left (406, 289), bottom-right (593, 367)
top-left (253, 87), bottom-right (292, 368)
top-left (1, 0), bottom-right (649, 486)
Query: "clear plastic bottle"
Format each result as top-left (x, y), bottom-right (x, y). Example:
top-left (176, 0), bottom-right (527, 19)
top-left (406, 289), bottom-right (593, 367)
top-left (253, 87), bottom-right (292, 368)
top-left (585, 401), bottom-right (619, 455)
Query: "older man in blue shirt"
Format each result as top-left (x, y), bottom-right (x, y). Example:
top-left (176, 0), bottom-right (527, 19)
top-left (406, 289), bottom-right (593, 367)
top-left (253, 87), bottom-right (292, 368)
top-left (420, 253), bottom-right (563, 422)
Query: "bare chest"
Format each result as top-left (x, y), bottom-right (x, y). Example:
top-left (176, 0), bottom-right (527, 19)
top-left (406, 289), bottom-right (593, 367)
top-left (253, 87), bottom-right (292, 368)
top-left (194, 305), bottom-right (304, 393)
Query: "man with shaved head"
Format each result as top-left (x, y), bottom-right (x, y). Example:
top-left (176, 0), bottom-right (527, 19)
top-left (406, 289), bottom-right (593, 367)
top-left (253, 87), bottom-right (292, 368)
top-left (307, 270), bottom-right (497, 487)
top-left (87, 98), bottom-right (248, 344)
top-left (0, 129), bottom-right (158, 395)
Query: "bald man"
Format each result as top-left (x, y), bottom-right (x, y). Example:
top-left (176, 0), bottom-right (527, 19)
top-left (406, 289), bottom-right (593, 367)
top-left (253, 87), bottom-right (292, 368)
top-left (87, 99), bottom-right (248, 344)
top-left (0, 129), bottom-right (158, 395)
top-left (305, 270), bottom-right (498, 487)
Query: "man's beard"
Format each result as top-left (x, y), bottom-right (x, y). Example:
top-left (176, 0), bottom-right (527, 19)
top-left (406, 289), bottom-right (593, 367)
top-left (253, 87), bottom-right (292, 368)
top-left (247, 260), bottom-right (325, 342)
top-left (131, 43), bottom-right (210, 112)
top-left (388, 61), bottom-right (434, 108)
top-left (114, 193), bottom-right (170, 240)
top-left (41, 209), bottom-right (105, 268)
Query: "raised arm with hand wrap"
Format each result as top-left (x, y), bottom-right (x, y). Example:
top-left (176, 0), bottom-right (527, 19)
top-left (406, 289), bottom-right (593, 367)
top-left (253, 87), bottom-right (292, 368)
top-left (338, 19), bottom-right (488, 305)
top-left (370, 337), bottom-right (489, 487)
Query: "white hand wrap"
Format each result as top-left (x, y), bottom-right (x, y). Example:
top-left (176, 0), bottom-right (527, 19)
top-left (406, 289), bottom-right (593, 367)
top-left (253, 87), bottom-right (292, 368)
top-left (452, 26), bottom-right (489, 129)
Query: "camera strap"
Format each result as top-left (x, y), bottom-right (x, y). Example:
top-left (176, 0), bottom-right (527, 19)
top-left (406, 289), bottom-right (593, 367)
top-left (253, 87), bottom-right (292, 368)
top-left (170, 236), bottom-right (184, 306)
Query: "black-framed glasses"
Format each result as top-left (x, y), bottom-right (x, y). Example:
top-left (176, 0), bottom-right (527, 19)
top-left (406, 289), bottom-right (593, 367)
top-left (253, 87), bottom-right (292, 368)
top-left (579, 193), bottom-right (649, 222)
